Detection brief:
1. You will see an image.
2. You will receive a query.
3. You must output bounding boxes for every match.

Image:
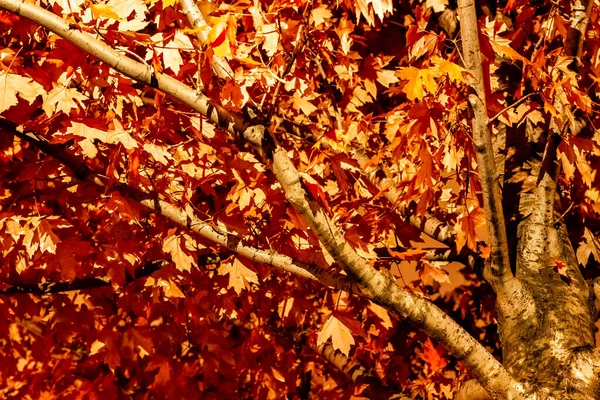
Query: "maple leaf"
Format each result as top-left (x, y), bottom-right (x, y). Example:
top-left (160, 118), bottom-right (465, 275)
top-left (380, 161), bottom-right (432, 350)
top-left (206, 13), bottom-right (238, 58)
top-left (47, 0), bottom-right (86, 15)
top-left (124, 327), bottom-right (154, 357)
top-left (146, 357), bottom-right (172, 387)
top-left (488, 36), bottom-right (528, 63)
top-left (311, 5), bottom-right (332, 27)
top-left (355, 0), bottom-right (393, 25)
top-left (454, 206), bottom-right (486, 252)
top-left (162, 234), bottom-right (196, 272)
top-left (13, 216), bottom-right (63, 258)
top-left (90, 4), bottom-right (119, 20)
top-left (368, 302), bottom-right (393, 329)
top-left (144, 143), bottom-right (171, 165)
top-left (425, 0), bottom-right (448, 13)
top-left (421, 260), bottom-right (451, 285)
top-left (147, 32), bottom-right (194, 75)
top-left (218, 257), bottom-right (259, 294)
top-left (42, 79), bottom-right (88, 117)
top-left (292, 92), bottom-right (318, 116)
top-left (576, 228), bottom-right (600, 266)
top-left (376, 69), bottom-right (399, 88)
top-left (162, 0), bottom-right (178, 8)
top-left (146, 277), bottom-right (186, 298)
top-left (432, 56), bottom-right (466, 83)
top-left (410, 34), bottom-right (438, 60)
top-left (0, 72), bottom-right (45, 114)
top-left (421, 339), bottom-right (449, 373)
top-left (63, 121), bottom-right (138, 158)
top-left (317, 315), bottom-right (355, 356)
top-left (387, 247), bottom-right (427, 261)
top-left (106, 0), bottom-right (147, 20)
top-left (395, 67), bottom-right (437, 101)
top-left (37, 219), bottom-right (61, 254)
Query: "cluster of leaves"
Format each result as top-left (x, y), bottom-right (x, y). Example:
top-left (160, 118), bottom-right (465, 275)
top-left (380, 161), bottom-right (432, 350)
top-left (0, 0), bottom-right (600, 398)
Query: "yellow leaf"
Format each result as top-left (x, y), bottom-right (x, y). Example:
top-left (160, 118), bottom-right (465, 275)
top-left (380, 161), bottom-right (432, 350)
top-left (574, 147), bottom-right (596, 187)
top-left (144, 143), bottom-right (171, 165)
top-left (376, 69), bottom-right (399, 88)
top-left (261, 24), bottom-right (279, 57)
top-left (368, 302), bottom-right (393, 329)
top-left (42, 84), bottom-right (87, 118)
top-left (558, 149), bottom-right (575, 181)
top-left (90, 4), bottom-right (119, 20)
top-left (0, 72), bottom-right (45, 113)
top-left (489, 37), bottom-right (527, 63)
top-left (162, 235), bottom-right (196, 272)
top-left (396, 67), bottom-right (437, 101)
top-left (410, 34), bottom-right (438, 60)
top-left (311, 5), bottom-right (332, 26)
top-left (89, 340), bottom-right (105, 355)
top-left (106, 0), bottom-right (148, 20)
top-left (63, 122), bottom-right (139, 158)
top-left (206, 14), bottom-right (237, 58)
top-left (160, 279), bottom-right (186, 298)
top-left (38, 219), bottom-right (60, 254)
top-left (218, 258), bottom-right (258, 294)
top-left (356, 0), bottom-right (393, 25)
top-left (317, 316), bottom-right (355, 356)
top-left (292, 92), bottom-right (318, 116)
top-left (432, 56), bottom-right (466, 83)
top-left (425, 0), bottom-right (448, 13)
top-left (162, 0), bottom-right (178, 8)
top-left (576, 228), bottom-right (600, 266)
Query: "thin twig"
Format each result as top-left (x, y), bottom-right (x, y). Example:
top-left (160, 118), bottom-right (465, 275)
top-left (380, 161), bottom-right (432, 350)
top-left (489, 93), bottom-right (536, 123)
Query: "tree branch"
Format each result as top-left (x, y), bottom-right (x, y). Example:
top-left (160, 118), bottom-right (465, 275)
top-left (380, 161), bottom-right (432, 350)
top-left (0, 253), bottom-right (235, 295)
top-left (0, 3), bottom-right (524, 397)
top-left (352, 149), bottom-right (456, 246)
top-left (179, 0), bottom-right (233, 79)
top-left (0, 119), bottom-right (361, 296)
top-left (456, 0), bottom-right (511, 282)
top-left (457, 0), bottom-right (537, 329)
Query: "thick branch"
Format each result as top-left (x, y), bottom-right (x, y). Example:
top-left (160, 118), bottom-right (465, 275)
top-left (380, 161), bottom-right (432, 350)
top-left (268, 95), bottom-right (523, 400)
top-left (457, 0), bottom-right (537, 331)
top-left (457, 0), bottom-right (511, 282)
top-left (0, 4), bottom-right (524, 397)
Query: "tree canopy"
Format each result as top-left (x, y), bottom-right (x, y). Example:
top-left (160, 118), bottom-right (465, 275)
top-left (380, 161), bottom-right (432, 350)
top-left (1, 0), bottom-right (600, 398)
